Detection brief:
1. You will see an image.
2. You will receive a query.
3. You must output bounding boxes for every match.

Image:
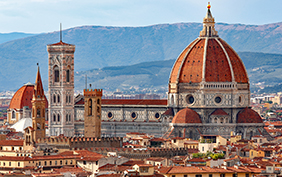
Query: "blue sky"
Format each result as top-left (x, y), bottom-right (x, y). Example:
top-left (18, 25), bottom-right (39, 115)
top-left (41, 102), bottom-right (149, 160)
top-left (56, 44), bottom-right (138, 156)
top-left (0, 0), bottom-right (281, 33)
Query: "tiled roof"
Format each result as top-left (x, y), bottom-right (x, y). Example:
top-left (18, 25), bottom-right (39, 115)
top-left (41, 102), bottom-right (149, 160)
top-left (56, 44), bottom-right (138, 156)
top-left (9, 84), bottom-right (48, 109)
top-left (171, 107), bottom-right (202, 124)
top-left (102, 99), bottom-right (167, 105)
top-left (237, 107), bottom-right (263, 123)
top-left (163, 166), bottom-right (233, 174)
top-left (163, 108), bottom-right (174, 116)
top-left (48, 41), bottom-right (73, 46)
top-left (75, 98), bottom-right (167, 106)
top-left (169, 38), bottom-right (248, 84)
top-left (0, 140), bottom-right (24, 146)
top-left (211, 109), bottom-right (229, 116)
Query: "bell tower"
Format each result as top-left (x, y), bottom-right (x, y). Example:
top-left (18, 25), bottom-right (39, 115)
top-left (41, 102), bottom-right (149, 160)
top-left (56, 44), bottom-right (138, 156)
top-left (47, 38), bottom-right (75, 137)
top-left (32, 66), bottom-right (46, 140)
top-left (84, 88), bottom-right (103, 137)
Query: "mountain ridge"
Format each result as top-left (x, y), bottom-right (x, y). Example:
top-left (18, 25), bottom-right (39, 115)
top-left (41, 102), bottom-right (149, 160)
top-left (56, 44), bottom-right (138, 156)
top-left (2, 22), bottom-right (282, 91)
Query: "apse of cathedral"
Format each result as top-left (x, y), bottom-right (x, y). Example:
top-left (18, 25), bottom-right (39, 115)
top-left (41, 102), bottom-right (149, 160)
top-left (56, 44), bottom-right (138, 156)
top-left (8, 4), bottom-right (270, 140)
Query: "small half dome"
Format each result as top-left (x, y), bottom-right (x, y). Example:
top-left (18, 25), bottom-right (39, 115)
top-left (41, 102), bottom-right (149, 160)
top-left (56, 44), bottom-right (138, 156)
top-left (172, 107), bottom-right (202, 124)
top-left (237, 107), bottom-right (263, 123)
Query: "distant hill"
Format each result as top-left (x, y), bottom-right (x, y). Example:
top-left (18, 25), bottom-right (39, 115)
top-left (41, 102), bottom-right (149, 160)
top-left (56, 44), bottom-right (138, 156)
top-left (74, 52), bottom-right (282, 93)
top-left (0, 32), bottom-right (35, 44)
top-left (2, 22), bottom-right (282, 91)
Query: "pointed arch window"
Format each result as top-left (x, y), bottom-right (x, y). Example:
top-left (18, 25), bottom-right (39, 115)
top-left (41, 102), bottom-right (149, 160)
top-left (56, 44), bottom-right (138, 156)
top-left (54, 65), bottom-right (60, 82)
top-left (53, 114), bottom-right (56, 122)
top-left (66, 68), bottom-right (70, 82)
top-left (57, 95), bottom-right (60, 103)
top-left (12, 111), bottom-right (16, 119)
top-left (66, 95), bottom-right (68, 103)
top-left (88, 99), bottom-right (92, 116)
top-left (37, 108), bottom-right (40, 118)
top-left (53, 95), bottom-right (56, 103)
top-left (57, 114), bottom-right (60, 122)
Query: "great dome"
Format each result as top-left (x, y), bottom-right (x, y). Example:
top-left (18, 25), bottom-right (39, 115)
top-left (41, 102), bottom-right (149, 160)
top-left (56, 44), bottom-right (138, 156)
top-left (169, 38), bottom-right (248, 84)
top-left (169, 6), bottom-right (248, 85)
top-left (9, 82), bottom-right (48, 110)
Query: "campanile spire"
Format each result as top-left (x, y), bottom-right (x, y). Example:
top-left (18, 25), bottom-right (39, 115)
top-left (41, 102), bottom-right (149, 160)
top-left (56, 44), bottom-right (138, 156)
top-left (199, 3), bottom-right (218, 37)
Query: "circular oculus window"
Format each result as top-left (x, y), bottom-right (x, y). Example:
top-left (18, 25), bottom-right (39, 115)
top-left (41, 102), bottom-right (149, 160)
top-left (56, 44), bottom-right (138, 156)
top-left (107, 112), bottom-right (113, 119)
top-left (186, 95), bottom-right (195, 104)
top-left (215, 96), bottom-right (222, 104)
top-left (155, 113), bottom-right (160, 119)
top-left (131, 112), bottom-right (137, 119)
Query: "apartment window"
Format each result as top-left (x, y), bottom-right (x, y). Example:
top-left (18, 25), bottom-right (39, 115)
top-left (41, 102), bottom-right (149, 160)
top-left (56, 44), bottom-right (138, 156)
top-left (184, 175), bottom-right (187, 177)
top-left (246, 174), bottom-right (249, 177)
top-left (196, 175), bottom-right (202, 177)
top-left (70, 160), bottom-right (73, 165)
top-left (66, 161), bottom-right (68, 165)
top-left (220, 174), bottom-right (225, 177)
top-left (233, 174), bottom-right (237, 177)
top-left (3, 162), bottom-right (5, 166)
top-left (172, 175), bottom-right (175, 177)
top-left (39, 162), bottom-right (41, 166)
top-left (18, 162), bottom-right (20, 167)
top-left (209, 174), bottom-right (213, 177)
top-left (9, 162), bottom-right (11, 166)
top-left (50, 161), bottom-right (52, 165)
top-left (44, 161), bottom-right (47, 166)
top-left (60, 160), bottom-right (62, 165)
top-left (96, 161), bottom-right (98, 165)
top-left (202, 147), bottom-right (204, 151)
top-left (55, 161), bottom-right (57, 165)
top-left (83, 161), bottom-right (86, 165)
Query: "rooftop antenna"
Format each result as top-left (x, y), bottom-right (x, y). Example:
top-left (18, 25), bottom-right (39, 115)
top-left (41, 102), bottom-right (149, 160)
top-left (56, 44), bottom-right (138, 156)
top-left (60, 23), bottom-right (62, 42)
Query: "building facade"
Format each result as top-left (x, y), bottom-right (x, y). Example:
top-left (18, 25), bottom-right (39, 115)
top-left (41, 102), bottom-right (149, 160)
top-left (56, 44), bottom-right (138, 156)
top-left (47, 41), bottom-right (75, 137)
top-left (84, 89), bottom-right (103, 137)
top-left (166, 5), bottom-right (269, 140)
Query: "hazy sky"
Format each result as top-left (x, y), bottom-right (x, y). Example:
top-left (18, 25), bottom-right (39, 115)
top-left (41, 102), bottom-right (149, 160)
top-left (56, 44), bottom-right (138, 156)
top-left (0, 0), bottom-right (281, 33)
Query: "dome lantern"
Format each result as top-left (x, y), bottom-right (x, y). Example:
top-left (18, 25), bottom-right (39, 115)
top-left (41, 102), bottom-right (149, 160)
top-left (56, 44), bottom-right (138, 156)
top-left (199, 3), bottom-right (218, 37)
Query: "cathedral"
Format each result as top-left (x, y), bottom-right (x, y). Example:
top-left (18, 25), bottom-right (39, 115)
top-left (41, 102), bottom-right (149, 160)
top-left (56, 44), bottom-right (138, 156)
top-left (8, 4), bottom-right (269, 140)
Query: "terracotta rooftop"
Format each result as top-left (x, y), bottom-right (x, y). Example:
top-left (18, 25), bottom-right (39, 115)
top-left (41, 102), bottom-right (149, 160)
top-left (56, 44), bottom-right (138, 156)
top-left (169, 37), bottom-right (248, 84)
top-left (75, 98), bottom-right (167, 106)
top-left (171, 107), bottom-right (202, 124)
top-left (0, 140), bottom-right (24, 146)
top-left (48, 41), bottom-right (73, 46)
top-left (237, 107), bottom-right (263, 123)
top-left (211, 109), bottom-right (229, 116)
top-left (9, 84), bottom-right (48, 109)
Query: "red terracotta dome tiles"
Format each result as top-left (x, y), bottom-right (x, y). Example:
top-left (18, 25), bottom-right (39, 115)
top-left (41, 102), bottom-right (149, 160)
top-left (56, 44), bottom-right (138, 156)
top-left (237, 107), bottom-right (263, 123)
top-left (172, 107), bottom-right (202, 124)
top-left (205, 39), bottom-right (232, 82)
top-left (211, 108), bottom-right (229, 116)
top-left (9, 85), bottom-right (34, 109)
top-left (179, 39), bottom-right (205, 83)
top-left (9, 85), bottom-right (48, 110)
top-left (170, 39), bottom-right (199, 83)
top-left (218, 39), bottom-right (248, 83)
